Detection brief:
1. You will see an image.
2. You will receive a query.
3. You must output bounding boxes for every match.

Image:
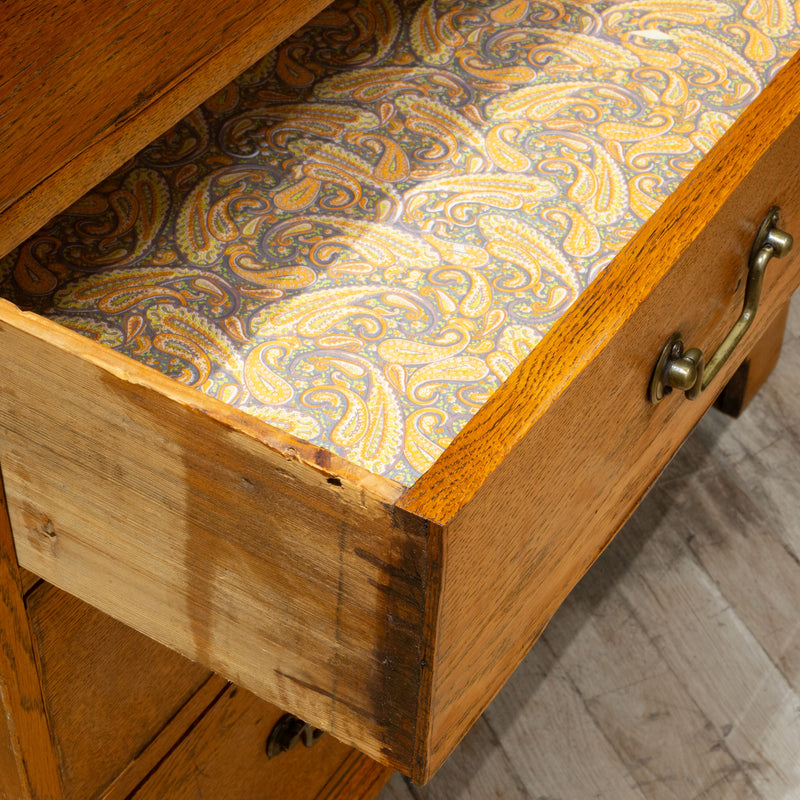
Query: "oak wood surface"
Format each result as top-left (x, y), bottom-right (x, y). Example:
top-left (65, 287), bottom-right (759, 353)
top-left (1, 9), bottom-right (800, 788)
top-left (17, 566), bottom-right (40, 598)
top-left (26, 582), bottom-right (212, 800)
top-left (0, 0), bottom-right (332, 257)
top-left (715, 301), bottom-right (790, 417)
top-left (131, 684), bottom-right (360, 799)
top-left (0, 470), bottom-right (63, 799)
top-left (402, 51), bottom-right (800, 779)
top-left (0, 299), bottom-right (433, 773)
top-left (102, 676), bottom-right (229, 800)
top-left (314, 750), bottom-right (393, 800)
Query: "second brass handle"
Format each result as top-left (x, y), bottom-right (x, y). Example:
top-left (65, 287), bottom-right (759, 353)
top-left (650, 207), bottom-right (793, 404)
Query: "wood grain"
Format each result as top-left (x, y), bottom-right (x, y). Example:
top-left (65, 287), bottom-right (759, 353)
top-left (17, 567), bottom-right (40, 598)
top-left (102, 676), bottom-right (229, 800)
top-left (403, 51), bottom-right (800, 780)
top-left (2, 11), bottom-right (800, 788)
top-left (390, 717), bottom-right (532, 800)
top-left (131, 684), bottom-right (355, 799)
top-left (0, 300), bottom-right (434, 773)
top-left (662, 423), bottom-right (800, 700)
top-left (609, 490), bottom-right (800, 796)
top-left (26, 581), bottom-right (212, 799)
top-left (481, 644), bottom-right (647, 800)
top-left (382, 301), bottom-right (800, 798)
top-left (0, 470), bottom-right (63, 799)
top-left (543, 583), bottom-right (754, 800)
top-left (314, 750), bottom-right (393, 800)
top-left (0, 0), bottom-right (332, 257)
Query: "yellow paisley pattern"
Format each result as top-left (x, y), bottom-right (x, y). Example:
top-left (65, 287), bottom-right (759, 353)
top-left (2, 0), bottom-right (798, 484)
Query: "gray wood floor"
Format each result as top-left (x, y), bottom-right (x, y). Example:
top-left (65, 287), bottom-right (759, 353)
top-left (380, 300), bottom-right (800, 800)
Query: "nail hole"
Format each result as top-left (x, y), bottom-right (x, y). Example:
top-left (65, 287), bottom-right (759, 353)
top-left (327, 477), bottom-right (342, 486)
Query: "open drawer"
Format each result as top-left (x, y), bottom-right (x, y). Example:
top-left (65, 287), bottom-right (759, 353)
top-left (2, 0), bottom-right (800, 784)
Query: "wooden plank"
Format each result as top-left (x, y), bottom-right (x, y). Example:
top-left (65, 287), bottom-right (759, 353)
top-left (0, 0), bottom-right (333, 257)
top-left (658, 444), bottom-right (800, 698)
top-left (542, 584), bottom-right (760, 800)
top-left (393, 717), bottom-right (531, 800)
top-left (0, 470), bottom-right (63, 799)
top-left (314, 750), bottom-right (393, 800)
top-left (26, 581), bottom-right (213, 799)
top-left (0, 696), bottom-right (28, 800)
top-left (102, 676), bottom-right (229, 800)
top-left (0, 300), bottom-right (434, 773)
top-left (17, 567), bottom-right (40, 597)
top-left (376, 775), bottom-right (413, 800)
top-left (131, 684), bottom-right (355, 799)
top-left (399, 52), bottom-right (800, 779)
top-left (609, 493), bottom-right (800, 796)
top-left (379, 316), bottom-right (800, 798)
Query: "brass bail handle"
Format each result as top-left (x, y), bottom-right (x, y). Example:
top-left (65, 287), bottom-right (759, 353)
top-left (650, 207), bottom-right (793, 404)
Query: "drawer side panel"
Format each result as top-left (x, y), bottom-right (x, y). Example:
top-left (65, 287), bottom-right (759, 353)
top-left (0, 310), bottom-right (429, 772)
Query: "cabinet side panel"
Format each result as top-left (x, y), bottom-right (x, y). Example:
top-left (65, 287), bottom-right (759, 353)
top-left (0, 472), bottom-right (63, 799)
top-left (0, 307), bottom-right (427, 772)
top-left (409, 71), bottom-right (800, 778)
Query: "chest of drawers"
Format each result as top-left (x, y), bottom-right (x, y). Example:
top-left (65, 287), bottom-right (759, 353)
top-left (2, 0), bottom-right (800, 794)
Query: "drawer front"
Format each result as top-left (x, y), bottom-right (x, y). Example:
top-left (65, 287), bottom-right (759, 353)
top-left (404, 91), bottom-right (800, 776)
top-left (130, 684), bottom-right (391, 800)
top-left (26, 582), bottom-right (391, 800)
top-left (26, 583), bottom-right (212, 800)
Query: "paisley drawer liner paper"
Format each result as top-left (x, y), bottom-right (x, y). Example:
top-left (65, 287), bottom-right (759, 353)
top-left (3, 0), bottom-right (798, 485)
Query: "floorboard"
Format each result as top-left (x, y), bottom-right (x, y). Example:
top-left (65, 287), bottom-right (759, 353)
top-left (380, 300), bottom-right (800, 800)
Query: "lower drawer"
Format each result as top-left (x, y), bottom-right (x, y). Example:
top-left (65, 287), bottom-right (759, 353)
top-left (27, 582), bottom-right (212, 799)
top-left (131, 684), bottom-right (391, 800)
top-left (25, 582), bottom-right (390, 799)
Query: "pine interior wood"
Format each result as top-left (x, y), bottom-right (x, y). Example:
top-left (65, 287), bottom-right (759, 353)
top-left (0, 298), bottom-right (431, 774)
top-left (25, 581), bottom-right (212, 800)
top-left (0, 471), bottom-right (64, 799)
top-left (0, 0), bottom-right (333, 257)
top-left (3, 3), bottom-right (800, 788)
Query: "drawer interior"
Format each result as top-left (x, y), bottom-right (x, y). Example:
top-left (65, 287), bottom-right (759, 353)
top-left (2, 0), bottom-right (797, 487)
